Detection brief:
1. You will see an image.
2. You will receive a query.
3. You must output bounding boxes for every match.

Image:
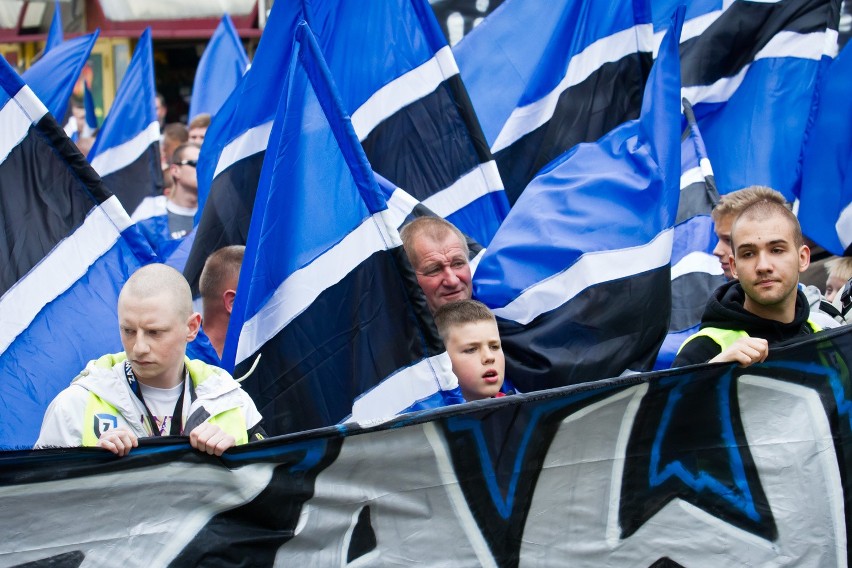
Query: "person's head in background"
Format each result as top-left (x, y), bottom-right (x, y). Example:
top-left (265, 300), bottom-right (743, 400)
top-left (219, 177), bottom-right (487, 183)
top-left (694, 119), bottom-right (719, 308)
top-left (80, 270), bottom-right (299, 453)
top-left (434, 299), bottom-right (505, 402)
top-left (199, 245), bottom-right (245, 358)
top-left (400, 217), bottom-right (472, 313)
top-left (155, 93), bottom-right (167, 130)
top-left (712, 186), bottom-right (790, 280)
top-left (825, 257), bottom-right (852, 303)
top-left (169, 143), bottom-right (201, 208)
top-left (161, 122), bottom-right (188, 170)
top-left (188, 113), bottom-right (211, 145)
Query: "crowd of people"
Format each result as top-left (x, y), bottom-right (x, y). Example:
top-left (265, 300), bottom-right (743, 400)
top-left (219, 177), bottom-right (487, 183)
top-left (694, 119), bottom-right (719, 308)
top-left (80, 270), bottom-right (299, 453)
top-left (36, 93), bottom-right (852, 457)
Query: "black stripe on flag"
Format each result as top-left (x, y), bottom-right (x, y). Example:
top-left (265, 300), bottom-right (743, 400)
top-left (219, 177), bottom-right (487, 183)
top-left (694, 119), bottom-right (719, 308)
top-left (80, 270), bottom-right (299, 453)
top-left (237, 245), bottom-right (445, 436)
top-left (494, 52), bottom-right (652, 205)
top-left (496, 267), bottom-right (671, 393)
top-left (360, 75), bottom-right (489, 202)
top-left (676, 178), bottom-right (719, 224)
top-left (680, 0), bottom-right (837, 87)
top-left (1, 114), bottom-right (111, 296)
top-left (183, 151), bottom-right (266, 295)
top-left (100, 142), bottom-right (164, 218)
top-left (670, 272), bottom-right (722, 332)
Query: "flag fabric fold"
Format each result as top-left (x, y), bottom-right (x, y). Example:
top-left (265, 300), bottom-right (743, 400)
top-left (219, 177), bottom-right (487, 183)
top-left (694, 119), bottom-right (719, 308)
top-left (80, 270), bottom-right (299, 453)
top-left (654, 99), bottom-right (725, 369)
top-left (23, 31), bottom-right (99, 123)
top-left (663, 0), bottom-right (840, 200)
top-left (88, 28), bottom-right (163, 217)
top-left (185, 0), bottom-right (508, 294)
top-left (223, 21), bottom-right (461, 435)
top-left (454, 0), bottom-right (654, 204)
top-left (188, 13), bottom-right (249, 121)
top-left (0, 57), bottom-right (157, 449)
top-left (44, 1), bottom-right (63, 54)
top-left (798, 41), bottom-right (852, 256)
top-left (472, 6), bottom-right (684, 392)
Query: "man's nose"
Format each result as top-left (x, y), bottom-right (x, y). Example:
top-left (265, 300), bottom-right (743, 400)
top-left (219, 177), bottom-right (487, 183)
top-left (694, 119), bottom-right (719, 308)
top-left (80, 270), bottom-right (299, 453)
top-left (755, 251), bottom-right (773, 272)
top-left (442, 266), bottom-right (460, 286)
top-left (134, 334), bottom-right (150, 354)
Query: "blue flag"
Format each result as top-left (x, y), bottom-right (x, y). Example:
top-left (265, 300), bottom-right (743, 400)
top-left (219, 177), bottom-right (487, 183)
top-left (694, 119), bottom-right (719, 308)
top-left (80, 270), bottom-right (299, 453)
top-left (188, 14), bottom-right (248, 120)
top-left (454, 0), bottom-right (653, 204)
top-left (23, 31), bottom-right (99, 122)
top-left (472, 6), bottom-right (683, 391)
top-left (44, 1), bottom-right (63, 54)
top-left (0, 57), bottom-right (157, 449)
top-left (88, 28), bottom-right (163, 217)
top-left (654, 99), bottom-right (725, 369)
top-left (223, 21), bottom-right (461, 435)
top-left (84, 79), bottom-right (98, 129)
top-left (185, 0), bottom-right (508, 294)
top-left (798, 42), bottom-right (852, 256)
top-left (661, 0), bottom-right (840, 200)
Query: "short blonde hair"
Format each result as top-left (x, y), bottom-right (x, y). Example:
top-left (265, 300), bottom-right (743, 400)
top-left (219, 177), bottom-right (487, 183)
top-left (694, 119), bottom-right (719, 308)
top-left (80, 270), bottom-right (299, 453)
top-left (399, 217), bottom-right (469, 267)
top-left (712, 185), bottom-right (789, 223)
top-left (826, 257), bottom-right (852, 281)
top-left (433, 299), bottom-right (496, 341)
top-left (120, 264), bottom-right (193, 319)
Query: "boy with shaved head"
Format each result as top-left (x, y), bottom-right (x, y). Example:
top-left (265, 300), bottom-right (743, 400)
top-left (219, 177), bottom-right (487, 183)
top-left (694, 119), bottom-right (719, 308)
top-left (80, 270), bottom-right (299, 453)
top-left (674, 200), bottom-right (820, 368)
top-left (36, 264), bottom-right (264, 456)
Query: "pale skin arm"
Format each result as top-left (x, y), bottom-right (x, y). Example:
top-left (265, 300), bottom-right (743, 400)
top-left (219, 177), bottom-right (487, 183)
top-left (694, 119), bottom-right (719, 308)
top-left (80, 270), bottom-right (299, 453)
top-left (97, 428), bottom-right (139, 456)
top-left (189, 422), bottom-right (236, 456)
top-left (709, 337), bottom-right (769, 367)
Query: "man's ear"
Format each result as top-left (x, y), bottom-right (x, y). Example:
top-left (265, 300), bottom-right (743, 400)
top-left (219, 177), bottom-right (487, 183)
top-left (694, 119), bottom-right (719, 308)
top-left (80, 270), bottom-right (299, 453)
top-left (223, 290), bottom-right (237, 315)
top-left (798, 244), bottom-right (811, 273)
top-left (729, 254), bottom-right (738, 279)
top-left (186, 312), bottom-right (202, 341)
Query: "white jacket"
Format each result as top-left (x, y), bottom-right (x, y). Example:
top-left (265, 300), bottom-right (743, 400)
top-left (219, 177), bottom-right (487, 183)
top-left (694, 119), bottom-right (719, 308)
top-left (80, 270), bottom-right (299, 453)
top-left (35, 353), bottom-right (263, 449)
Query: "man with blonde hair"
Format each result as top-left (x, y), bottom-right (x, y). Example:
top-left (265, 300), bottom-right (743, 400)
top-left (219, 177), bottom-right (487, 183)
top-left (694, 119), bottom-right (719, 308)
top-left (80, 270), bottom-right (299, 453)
top-left (400, 217), bottom-right (472, 313)
top-left (36, 264), bottom-right (264, 456)
top-left (825, 257), bottom-right (852, 303)
top-left (674, 200), bottom-right (820, 367)
top-left (711, 185), bottom-right (789, 280)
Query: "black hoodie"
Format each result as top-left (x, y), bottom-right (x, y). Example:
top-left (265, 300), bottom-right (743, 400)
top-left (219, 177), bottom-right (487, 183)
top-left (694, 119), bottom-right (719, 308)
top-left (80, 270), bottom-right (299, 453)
top-left (672, 280), bottom-right (814, 367)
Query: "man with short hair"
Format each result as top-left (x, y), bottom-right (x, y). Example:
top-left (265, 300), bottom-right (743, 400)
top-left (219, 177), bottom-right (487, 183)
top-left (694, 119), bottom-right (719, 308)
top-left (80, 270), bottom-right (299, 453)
top-left (132, 143), bottom-right (200, 257)
top-left (160, 122), bottom-right (188, 170)
top-left (199, 245), bottom-right (244, 359)
top-left (36, 264), bottom-right (264, 456)
top-left (673, 199), bottom-right (819, 367)
top-left (400, 217), bottom-right (472, 313)
top-left (711, 185), bottom-right (789, 280)
top-left (188, 113), bottom-right (211, 145)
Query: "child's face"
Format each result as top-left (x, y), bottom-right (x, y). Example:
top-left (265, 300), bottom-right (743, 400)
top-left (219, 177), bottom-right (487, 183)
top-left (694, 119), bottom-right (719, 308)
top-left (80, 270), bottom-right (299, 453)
top-left (445, 320), bottom-right (505, 401)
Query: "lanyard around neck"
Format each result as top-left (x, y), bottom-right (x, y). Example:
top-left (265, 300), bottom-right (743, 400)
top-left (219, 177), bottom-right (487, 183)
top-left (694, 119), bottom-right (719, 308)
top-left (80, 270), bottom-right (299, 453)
top-left (124, 361), bottom-right (192, 436)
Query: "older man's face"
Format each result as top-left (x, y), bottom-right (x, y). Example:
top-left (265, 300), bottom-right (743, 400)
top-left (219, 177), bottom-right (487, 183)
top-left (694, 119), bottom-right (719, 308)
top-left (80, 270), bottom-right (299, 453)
top-left (411, 231), bottom-right (472, 312)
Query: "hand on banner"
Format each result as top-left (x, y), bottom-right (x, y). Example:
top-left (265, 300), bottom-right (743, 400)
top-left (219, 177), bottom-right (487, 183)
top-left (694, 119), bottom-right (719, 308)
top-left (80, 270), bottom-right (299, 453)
top-left (189, 422), bottom-right (236, 456)
top-left (98, 428), bottom-right (139, 456)
top-left (710, 337), bottom-right (769, 368)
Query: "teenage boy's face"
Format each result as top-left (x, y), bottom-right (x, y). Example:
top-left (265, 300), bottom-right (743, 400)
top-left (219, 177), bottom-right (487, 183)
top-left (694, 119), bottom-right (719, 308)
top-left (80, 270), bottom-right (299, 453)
top-left (730, 214), bottom-right (809, 320)
top-left (445, 320), bottom-right (505, 401)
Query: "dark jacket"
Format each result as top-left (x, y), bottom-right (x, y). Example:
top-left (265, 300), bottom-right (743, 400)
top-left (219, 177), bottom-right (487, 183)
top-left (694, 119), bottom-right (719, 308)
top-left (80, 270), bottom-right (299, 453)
top-left (672, 281), bottom-right (815, 367)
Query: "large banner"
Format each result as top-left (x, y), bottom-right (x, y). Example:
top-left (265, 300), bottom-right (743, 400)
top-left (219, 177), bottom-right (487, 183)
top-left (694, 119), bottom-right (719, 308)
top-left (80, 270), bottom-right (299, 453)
top-left (1, 327), bottom-right (850, 566)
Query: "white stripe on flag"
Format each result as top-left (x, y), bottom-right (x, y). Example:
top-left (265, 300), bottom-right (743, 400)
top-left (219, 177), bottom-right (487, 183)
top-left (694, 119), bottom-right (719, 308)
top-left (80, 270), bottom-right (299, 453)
top-left (386, 186), bottom-right (420, 229)
top-left (469, 248), bottom-right (486, 277)
top-left (213, 121), bottom-right (274, 179)
top-left (350, 352), bottom-right (457, 426)
top-left (0, 196), bottom-right (132, 353)
top-left (492, 228), bottom-right (674, 326)
top-left (90, 121), bottom-right (161, 178)
top-left (652, 10), bottom-right (724, 57)
top-left (421, 161), bottom-right (504, 219)
top-left (491, 24), bottom-right (653, 154)
top-left (671, 251), bottom-right (723, 280)
top-left (236, 210), bottom-right (397, 365)
top-left (837, 202), bottom-right (852, 251)
top-left (0, 86), bottom-right (49, 166)
top-left (680, 166), bottom-right (704, 191)
top-left (682, 30), bottom-right (833, 105)
top-left (351, 46), bottom-right (459, 142)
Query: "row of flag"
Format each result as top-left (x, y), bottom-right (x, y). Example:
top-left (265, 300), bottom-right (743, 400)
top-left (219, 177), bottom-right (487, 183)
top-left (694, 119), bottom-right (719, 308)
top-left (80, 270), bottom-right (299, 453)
top-left (0, 0), bottom-right (849, 449)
